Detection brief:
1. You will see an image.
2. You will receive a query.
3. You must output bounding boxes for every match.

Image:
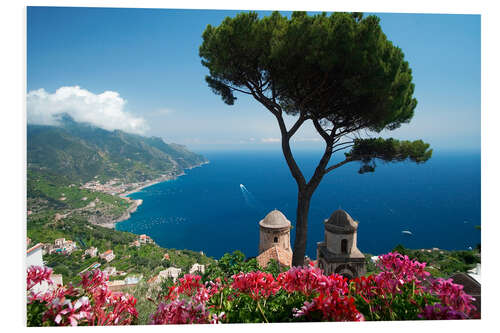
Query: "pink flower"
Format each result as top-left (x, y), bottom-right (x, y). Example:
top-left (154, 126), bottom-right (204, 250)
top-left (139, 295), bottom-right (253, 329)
top-left (425, 278), bottom-right (476, 316)
top-left (278, 266), bottom-right (348, 296)
top-left (231, 271), bottom-right (280, 300)
top-left (27, 266), bottom-right (53, 290)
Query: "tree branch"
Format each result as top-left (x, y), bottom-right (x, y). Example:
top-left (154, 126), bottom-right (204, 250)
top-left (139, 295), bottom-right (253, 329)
top-left (324, 157), bottom-right (354, 174)
top-left (331, 144), bottom-right (354, 155)
top-left (288, 114), bottom-right (308, 138)
top-left (312, 118), bottom-right (331, 143)
top-left (274, 114), bottom-right (307, 188)
top-left (229, 86), bottom-right (252, 95)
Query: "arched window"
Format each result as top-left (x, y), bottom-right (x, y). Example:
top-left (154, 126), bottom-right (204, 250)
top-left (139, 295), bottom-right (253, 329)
top-left (341, 239), bottom-right (348, 254)
top-left (273, 236), bottom-right (278, 243)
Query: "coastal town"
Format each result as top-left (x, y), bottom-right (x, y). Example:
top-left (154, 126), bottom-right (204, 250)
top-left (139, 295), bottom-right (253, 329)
top-left (26, 232), bottom-right (207, 293)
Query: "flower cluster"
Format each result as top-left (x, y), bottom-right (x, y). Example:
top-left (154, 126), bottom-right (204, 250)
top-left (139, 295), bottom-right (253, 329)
top-left (352, 252), bottom-right (476, 320)
top-left (425, 277), bottom-right (476, 316)
top-left (26, 267), bottom-right (138, 326)
top-left (278, 265), bottom-right (348, 296)
top-left (231, 271), bottom-right (280, 300)
top-left (27, 266), bottom-right (54, 290)
top-left (375, 252), bottom-right (431, 293)
top-left (150, 275), bottom-right (225, 324)
top-left (150, 298), bottom-right (212, 324)
top-left (294, 293), bottom-right (363, 322)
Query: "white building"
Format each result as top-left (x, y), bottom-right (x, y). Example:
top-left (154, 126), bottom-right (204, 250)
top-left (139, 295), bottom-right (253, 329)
top-left (100, 250), bottom-right (115, 262)
top-left (54, 238), bottom-right (65, 248)
top-left (149, 267), bottom-right (182, 284)
top-left (27, 243), bottom-right (44, 268)
top-left (189, 263), bottom-right (205, 275)
top-left (103, 266), bottom-right (117, 276)
top-left (85, 247), bottom-right (98, 258)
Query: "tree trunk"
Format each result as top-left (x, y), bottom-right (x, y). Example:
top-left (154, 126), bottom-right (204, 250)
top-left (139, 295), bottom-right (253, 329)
top-left (292, 190), bottom-right (312, 266)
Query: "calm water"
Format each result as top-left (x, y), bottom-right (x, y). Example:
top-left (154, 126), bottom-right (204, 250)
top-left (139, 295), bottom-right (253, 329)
top-left (116, 150), bottom-right (481, 259)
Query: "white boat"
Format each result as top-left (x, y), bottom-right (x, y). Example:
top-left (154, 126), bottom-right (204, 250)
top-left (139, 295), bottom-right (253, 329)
top-left (401, 230), bottom-right (412, 235)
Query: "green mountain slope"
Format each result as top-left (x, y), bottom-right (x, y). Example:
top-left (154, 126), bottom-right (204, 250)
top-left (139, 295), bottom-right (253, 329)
top-left (27, 115), bottom-right (207, 184)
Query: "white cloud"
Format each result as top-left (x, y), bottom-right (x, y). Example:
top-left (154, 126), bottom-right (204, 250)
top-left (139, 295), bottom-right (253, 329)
top-left (261, 137), bottom-right (281, 143)
top-left (27, 86), bottom-right (149, 134)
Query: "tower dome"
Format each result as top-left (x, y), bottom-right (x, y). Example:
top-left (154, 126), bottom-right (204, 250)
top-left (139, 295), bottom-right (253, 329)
top-left (259, 209), bottom-right (291, 229)
top-left (258, 210), bottom-right (292, 258)
top-left (324, 209), bottom-right (358, 233)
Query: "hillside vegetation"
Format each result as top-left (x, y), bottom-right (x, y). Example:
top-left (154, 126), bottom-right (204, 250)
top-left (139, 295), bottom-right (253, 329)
top-left (28, 114), bottom-right (206, 184)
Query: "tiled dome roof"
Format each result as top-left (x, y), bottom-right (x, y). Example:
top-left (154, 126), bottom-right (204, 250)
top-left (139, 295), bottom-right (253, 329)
top-left (259, 210), bottom-right (291, 229)
top-left (325, 209), bottom-right (357, 232)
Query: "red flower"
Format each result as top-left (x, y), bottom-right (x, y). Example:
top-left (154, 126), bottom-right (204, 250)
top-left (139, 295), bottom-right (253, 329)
top-left (231, 271), bottom-right (280, 300)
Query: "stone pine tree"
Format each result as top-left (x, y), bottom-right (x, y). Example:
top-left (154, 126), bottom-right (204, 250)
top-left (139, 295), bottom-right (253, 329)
top-left (199, 11), bottom-right (432, 266)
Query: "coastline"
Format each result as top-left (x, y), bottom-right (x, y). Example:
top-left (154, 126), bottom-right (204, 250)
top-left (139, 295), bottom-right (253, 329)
top-left (119, 160), bottom-right (209, 198)
top-left (108, 160), bottom-right (210, 229)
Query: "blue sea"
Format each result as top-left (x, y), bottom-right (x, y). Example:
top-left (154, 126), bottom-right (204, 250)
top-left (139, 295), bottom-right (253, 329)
top-left (116, 150), bottom-right (481, 259)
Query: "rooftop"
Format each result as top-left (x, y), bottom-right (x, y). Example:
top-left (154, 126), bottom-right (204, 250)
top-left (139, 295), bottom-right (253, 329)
top-left (324, 209), bottom-right (358, 232)
top-left (259, 210), bottom-right (291, 229)
top-left (256, 245), bottom-right (292, 268)
top-left (27, 243), bottom-right (43, 254)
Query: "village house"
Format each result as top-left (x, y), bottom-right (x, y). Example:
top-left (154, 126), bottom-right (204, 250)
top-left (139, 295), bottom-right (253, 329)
top-left (100, 250), bottom-right (115, 262)
top-left (139, 234), bottom-right (154, 244)
top-left (85, 247), bottom-right (98, 258)
top-left (107, 275), bottom-right (142, 292)
top-left (148, 267), bottom-right (182, 285)
top-left (42, 243), bottom-right (54, 255)
top-left (163, 253), bottom-right (170, 261)
top-left (103, 266), bottom-right (117, 276)
top-left (189, 263), bottom-right (205, 275)
top-left (129, 240), bottom-right (141, 247)
top-left (107, 280), bottom-right (126, 292)
top-left (55, 238), bottom-right (65, 248)
top-left (61, 240), bottom-right (77, 254)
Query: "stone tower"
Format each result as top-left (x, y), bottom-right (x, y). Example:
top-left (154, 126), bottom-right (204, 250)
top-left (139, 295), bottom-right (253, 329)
top-left (316, 209), bottom-right (366, 279)
top-left (258, 210), bottom-right (292, 254)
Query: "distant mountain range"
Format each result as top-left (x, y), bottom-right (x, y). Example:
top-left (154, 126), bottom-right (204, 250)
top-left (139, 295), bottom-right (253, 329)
top-left (27, 115), bottom-right (207, 184)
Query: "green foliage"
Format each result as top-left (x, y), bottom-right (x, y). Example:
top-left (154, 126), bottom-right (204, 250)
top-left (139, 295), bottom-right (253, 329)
top-left (27, 301), bottom-right (51, 327)
top-left (209, 288), bottom-right (308, 323)
top-left (200, 11), bottom-right (417, 132)
top-left (124, 281), bottom-right (158, 325)
top-left (353, 282), bottom-right (439, 321)
top-left (202, 251), bottom-right (282, 282)
top-left (347, 138), bottom-right (433, 173)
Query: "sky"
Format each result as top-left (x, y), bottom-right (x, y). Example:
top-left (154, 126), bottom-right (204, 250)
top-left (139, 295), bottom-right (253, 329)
top-left (27, 6), bottom-right (481, 152)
